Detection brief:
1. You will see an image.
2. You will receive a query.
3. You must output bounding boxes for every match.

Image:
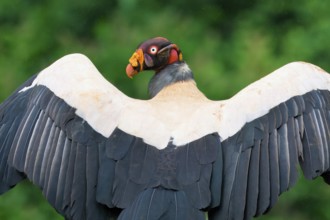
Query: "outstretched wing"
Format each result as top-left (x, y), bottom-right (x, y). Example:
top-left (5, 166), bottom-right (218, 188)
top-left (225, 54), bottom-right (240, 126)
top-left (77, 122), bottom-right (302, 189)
top-left (0, 54), bottom-right (140, 219)
top-left (209, 62), bottom-right (330, 219)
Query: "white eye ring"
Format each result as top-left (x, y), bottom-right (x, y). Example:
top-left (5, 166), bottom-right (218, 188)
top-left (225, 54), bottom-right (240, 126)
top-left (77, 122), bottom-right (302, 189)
top-left (149, 46), bottom-right (158, 54)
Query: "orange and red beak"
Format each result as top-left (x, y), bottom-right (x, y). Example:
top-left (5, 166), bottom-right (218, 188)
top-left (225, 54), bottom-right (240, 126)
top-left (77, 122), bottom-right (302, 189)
top-left (126, 48), bottom-right (144, 78)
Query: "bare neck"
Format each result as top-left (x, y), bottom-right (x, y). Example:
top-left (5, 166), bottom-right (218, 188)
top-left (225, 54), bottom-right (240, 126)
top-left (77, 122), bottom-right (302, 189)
top-left (148, 62), bottom-right (194, 98)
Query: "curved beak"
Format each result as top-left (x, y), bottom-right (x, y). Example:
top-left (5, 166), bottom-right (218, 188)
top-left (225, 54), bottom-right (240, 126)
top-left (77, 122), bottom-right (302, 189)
top-left (126, 48), bottom-right (144, 78)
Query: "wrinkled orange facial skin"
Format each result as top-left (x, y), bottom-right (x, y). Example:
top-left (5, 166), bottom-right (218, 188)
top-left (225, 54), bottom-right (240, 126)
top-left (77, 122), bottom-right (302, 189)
top-left (126, 49), bottom-right (144, 78)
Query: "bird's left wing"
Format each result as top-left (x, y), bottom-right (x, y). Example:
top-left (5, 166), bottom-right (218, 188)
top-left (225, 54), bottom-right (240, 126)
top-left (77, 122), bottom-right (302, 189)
top-left (0, 54), bottom-right (150, 219)
top-left (209, 62), bottom-right (330, 220)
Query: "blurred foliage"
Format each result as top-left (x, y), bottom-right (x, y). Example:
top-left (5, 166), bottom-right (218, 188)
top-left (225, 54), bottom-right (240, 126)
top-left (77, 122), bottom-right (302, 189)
top-left (0, 0), bottom-right (330, 219)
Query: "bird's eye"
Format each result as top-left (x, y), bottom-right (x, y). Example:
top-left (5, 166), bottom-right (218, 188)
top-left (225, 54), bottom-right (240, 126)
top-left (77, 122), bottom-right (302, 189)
top-left (149, 46), bottom-right (158, 55)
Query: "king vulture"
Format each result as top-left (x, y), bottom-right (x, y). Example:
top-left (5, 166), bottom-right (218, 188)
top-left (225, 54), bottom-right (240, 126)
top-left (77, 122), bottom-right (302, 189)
top-left (0, 37), bottom-right (330, 220)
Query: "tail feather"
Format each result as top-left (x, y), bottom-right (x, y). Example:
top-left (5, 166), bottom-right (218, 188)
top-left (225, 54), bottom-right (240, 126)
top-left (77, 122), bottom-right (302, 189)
top-left (118, 188), bottom-right (205, 220)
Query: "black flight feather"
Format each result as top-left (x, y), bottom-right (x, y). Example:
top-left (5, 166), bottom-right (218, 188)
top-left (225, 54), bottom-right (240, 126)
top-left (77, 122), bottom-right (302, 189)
top-left (268, 129), bottom-right (280, 210)
top-left (278, 123), bottom-right (290, 193)
top-left (255, 134), bottom-right (270, 216)
top-left (244, 140), bottom-right (261, 219)
top-left (229, 147), bottom-right (251, 220)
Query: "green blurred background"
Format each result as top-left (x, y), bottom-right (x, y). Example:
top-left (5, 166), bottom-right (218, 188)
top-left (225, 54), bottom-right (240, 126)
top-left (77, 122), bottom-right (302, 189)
top-left (0, 0), bottom-right (330, 219)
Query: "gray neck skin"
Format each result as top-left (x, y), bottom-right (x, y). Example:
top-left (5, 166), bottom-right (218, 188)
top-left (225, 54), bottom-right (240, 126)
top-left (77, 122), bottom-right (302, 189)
top-left (148, 62), bottom-right (194, 98)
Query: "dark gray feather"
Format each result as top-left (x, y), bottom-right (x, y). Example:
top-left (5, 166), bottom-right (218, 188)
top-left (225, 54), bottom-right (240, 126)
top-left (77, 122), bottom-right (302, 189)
top-left (278, 123), bottom-right (290, 193)
top-left (244, 140), bottom-right (260, 219)
top-left (256, 134), bottom-right (270, 216)
top-left (229, 147), bottom-right (251, 220)
top-left (268, 129), bottom-right (280, 210)
top-left (287, 117), bottom-right (299, 188)
top-left (32, 117), bottom-right (53, 183)
top-left (55, 138), bottom-right (71, 209)
top-left (70, 143), bottom-right (87, 220)
top-left (45, 130), bottom-right (66, 206)
top-left (24, 110), bottom-right (48, 176)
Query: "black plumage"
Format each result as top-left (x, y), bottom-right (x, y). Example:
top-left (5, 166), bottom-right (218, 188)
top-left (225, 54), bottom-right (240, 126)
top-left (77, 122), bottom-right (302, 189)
top-left (210, 89), bottom-right (330, 219)
top-left (245, 139), bottom-right (260, 219)
top-left (256, 135), bottom-right (270, 216)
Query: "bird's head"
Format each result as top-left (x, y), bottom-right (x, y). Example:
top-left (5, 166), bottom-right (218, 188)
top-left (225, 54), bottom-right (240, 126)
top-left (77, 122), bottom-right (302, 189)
top-left (126, 37), bottom-right (183, 78)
